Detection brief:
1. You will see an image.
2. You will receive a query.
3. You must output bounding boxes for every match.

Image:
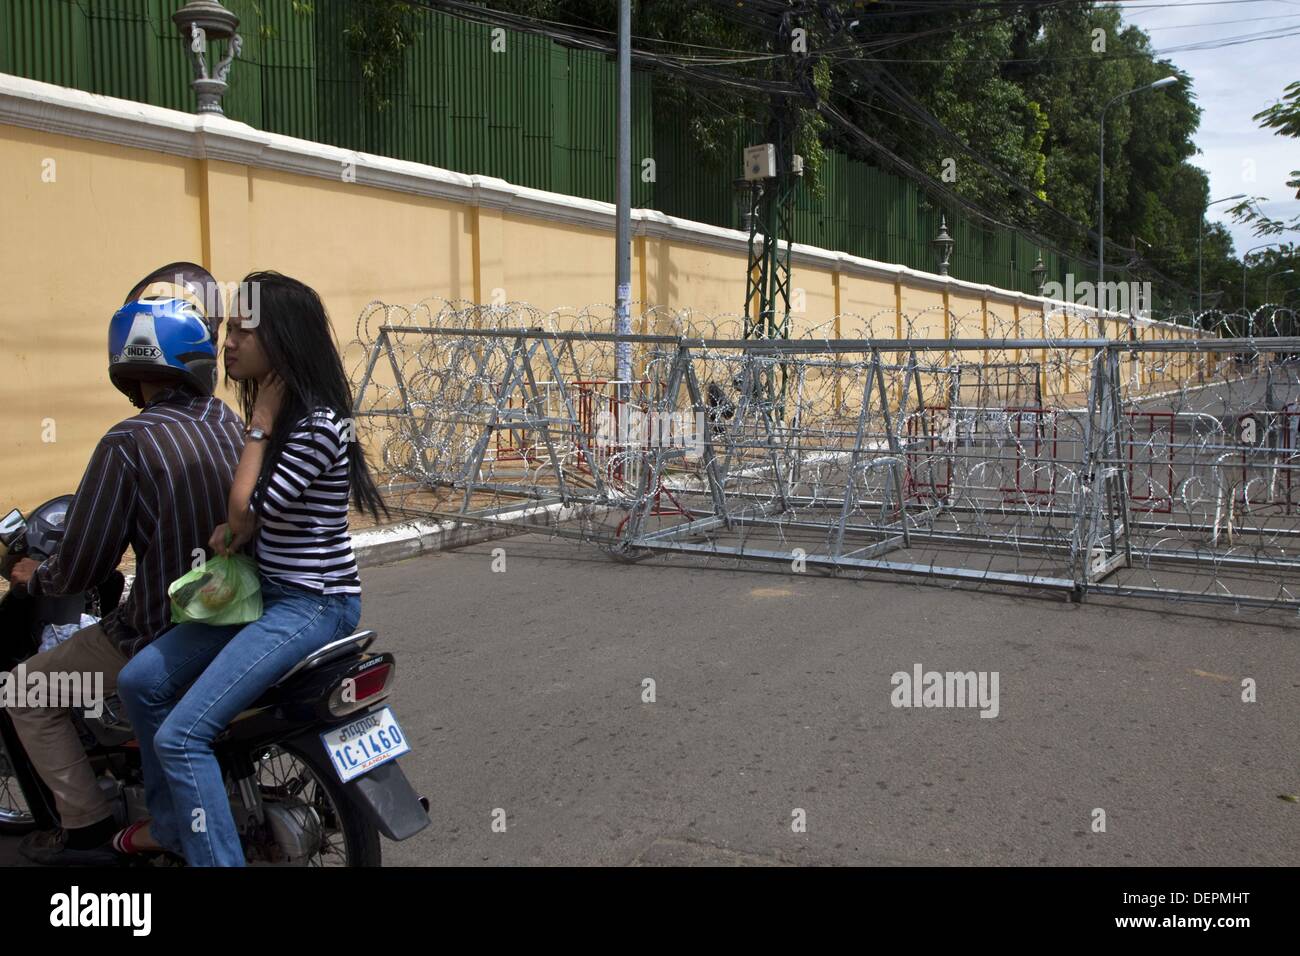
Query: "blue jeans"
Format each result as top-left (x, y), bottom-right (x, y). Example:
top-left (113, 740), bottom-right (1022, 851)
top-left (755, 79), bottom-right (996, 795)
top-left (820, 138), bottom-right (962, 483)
top-left (118, 576), bottom-right (361, 867)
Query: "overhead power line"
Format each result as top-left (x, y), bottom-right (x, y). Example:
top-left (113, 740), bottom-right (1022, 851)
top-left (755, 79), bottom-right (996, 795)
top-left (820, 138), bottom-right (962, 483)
top-left (401, 0), bottom-right (1206, 299)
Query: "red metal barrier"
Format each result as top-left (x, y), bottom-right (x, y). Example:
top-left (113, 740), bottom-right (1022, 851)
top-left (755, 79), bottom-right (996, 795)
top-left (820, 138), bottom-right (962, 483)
top-left (1237, 409), bottom-right (1300, 513)
top-left (905, 406), bottom-right (1059, 504)
top-left (1125, 411), bottom-right (1174, 514)
top-left (1001, 408), bottom-right (1058, 503)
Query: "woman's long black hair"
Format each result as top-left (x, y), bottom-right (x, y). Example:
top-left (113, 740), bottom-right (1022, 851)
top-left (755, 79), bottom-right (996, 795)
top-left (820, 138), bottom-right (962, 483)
top-left (232, 271), bottom-right (388, 521)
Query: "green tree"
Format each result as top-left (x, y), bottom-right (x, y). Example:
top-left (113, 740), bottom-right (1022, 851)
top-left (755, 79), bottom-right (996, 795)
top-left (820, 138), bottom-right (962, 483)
top-left (343, 0), bottom-right (419, 111)
top-left (1020, 5), bottom-right (1203, 279)
top-left (485, 0), bottom-right (1230, 308)
top-left (1231, 80), bottom-right (1300, 237)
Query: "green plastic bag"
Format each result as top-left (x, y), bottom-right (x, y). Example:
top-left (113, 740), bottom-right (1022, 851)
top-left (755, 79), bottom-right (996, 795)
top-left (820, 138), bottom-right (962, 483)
top-left (168, 553), bottom-right (263, 626)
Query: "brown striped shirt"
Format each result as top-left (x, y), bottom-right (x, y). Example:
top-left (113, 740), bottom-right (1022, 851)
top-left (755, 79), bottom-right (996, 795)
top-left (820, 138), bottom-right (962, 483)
top-left (29, 388), bottom-right (244, 656)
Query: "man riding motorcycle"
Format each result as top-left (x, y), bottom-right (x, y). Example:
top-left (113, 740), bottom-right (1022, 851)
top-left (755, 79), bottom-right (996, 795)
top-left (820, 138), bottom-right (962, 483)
top-left (4, 262), bottom-right (244, 864)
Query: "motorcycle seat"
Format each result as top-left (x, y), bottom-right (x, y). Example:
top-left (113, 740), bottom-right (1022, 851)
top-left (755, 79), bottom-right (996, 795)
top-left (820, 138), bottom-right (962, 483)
top-left (272, 630), bottom-right (377, 687)
top-left (218, 631), bottom-right (379, 729)
top-left (83, 631), bottom-right (381, 741)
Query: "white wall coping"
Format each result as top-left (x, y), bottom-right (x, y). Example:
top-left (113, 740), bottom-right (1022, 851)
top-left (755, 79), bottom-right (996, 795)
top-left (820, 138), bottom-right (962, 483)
top-left (0, 72), bottom-right (1193, 333)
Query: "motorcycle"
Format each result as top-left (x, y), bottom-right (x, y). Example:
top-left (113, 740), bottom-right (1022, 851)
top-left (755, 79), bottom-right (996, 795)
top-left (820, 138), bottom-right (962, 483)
top-left (0, 496), bottom-right (429, 866)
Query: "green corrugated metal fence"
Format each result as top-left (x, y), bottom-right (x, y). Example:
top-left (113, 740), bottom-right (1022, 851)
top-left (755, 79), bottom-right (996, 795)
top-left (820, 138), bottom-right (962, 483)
top-left (0, 0), bottom-right (1097, 297)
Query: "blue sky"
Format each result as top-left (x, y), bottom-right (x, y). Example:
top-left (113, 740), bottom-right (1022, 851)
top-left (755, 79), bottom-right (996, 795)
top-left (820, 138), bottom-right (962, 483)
top-left (1116, 0), bottom-right (1299, 257)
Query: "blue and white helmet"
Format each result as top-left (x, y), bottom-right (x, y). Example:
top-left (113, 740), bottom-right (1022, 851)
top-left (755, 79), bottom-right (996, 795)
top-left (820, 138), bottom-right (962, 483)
top-left (108, 262), bottom-right (223, 404)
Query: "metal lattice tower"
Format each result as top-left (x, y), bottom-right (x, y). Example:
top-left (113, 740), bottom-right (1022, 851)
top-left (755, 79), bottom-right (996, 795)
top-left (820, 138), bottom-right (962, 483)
top-left (741, 7), bottom-right (809, 416)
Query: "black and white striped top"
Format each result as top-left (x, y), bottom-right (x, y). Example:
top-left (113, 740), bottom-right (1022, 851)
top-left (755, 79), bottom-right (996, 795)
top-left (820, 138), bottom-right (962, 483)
top-left (250, 407), bottom-right (360, 594)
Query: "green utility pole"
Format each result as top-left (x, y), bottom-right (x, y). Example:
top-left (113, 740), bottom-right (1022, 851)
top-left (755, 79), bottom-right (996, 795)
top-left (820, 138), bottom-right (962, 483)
top-left (742, 111), bottom-right (798, 346)
top-left (740, 9), bottom-right (807, 418)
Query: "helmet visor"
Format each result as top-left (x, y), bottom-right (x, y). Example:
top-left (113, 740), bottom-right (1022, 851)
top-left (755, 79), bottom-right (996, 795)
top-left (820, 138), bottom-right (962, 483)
top-left (123, 262), bottom-right (224, 330)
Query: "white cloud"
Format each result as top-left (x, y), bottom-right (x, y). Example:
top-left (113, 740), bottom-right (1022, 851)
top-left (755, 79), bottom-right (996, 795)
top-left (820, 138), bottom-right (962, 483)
top-left (1118, 0), bottom-right (1299, 258)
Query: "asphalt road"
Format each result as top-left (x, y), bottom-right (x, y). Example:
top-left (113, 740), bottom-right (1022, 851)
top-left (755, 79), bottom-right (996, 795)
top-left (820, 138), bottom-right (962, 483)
top-left (371, 535), bottom-right (1297, 865)
top-left (3, 534), bottom-right (1297, 866)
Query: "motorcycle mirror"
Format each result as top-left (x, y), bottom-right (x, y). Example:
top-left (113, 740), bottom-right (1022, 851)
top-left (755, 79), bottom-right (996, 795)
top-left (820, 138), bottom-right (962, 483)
top-left (0, 508), bottom-right (25, 548)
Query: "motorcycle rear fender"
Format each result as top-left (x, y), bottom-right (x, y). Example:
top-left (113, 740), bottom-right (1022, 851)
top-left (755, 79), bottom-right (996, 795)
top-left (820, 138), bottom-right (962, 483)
top-left (283, 727), bottom-right (430, 842)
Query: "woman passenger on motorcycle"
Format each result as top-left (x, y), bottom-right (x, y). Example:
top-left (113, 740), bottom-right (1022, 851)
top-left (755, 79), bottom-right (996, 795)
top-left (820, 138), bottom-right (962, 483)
top-left (116, 272), bottom-right (387, 866)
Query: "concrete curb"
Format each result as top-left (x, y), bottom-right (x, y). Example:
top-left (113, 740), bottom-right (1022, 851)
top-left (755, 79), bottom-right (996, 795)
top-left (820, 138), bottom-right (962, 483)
top-left (351, 500), bottom-right (598, 569)
top-left (37, 503), bottom-right (593, 598)
top-left (350, 517), bottom-right (521, 569)
top-left (100, 519), bottom-right (511, 598)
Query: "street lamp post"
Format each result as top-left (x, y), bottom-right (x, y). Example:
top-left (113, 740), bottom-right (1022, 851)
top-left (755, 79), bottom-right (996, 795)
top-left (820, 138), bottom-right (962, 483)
top-left (1199, 193), bottom-right (1245, 317)
top-left (1098, 77), bottom-right (1178, 301)
top-left (1265, 268), bottom-right (1295, 303)
top-left (932, 215), bottom-right (954, 277)
top-left (1242, 242), bottom-right (1283, 311)
top-left (613, 0), bottom-right (632, 398)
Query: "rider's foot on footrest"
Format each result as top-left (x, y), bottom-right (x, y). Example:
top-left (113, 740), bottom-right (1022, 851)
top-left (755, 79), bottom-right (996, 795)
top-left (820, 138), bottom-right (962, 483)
top-left (18, 827), bottom-right (120, 866)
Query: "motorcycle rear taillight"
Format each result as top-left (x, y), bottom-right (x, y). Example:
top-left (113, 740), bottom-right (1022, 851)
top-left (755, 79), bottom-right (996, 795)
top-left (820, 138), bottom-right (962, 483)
top-left (327, 661), bottom-right (396, 718)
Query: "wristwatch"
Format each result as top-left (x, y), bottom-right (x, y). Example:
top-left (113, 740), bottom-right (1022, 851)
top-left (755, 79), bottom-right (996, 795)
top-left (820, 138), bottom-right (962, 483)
top-left (245, 426), bottom-right (269, 441)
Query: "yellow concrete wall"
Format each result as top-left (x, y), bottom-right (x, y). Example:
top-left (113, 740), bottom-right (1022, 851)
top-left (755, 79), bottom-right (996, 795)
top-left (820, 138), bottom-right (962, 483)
top-left (241, 164), bottom-right (475, 311)
top-left (1, 124), bottom-right (205, 512)
top-left (789, 269), bottom-right (837, 340)
top-left (498, 214), bottom-right (608, 309)
top-left (838, 273), bottom-right (900, 338)
top-left (643, 237), bottom-right (748, 323)
top-left (0, 115), bottom-right (1202, 508)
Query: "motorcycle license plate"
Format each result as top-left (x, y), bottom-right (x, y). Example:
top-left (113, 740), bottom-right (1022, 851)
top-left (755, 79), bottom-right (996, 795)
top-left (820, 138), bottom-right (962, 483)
top-left (321, 707), bottom-right (411, 784)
